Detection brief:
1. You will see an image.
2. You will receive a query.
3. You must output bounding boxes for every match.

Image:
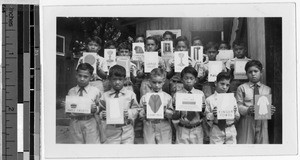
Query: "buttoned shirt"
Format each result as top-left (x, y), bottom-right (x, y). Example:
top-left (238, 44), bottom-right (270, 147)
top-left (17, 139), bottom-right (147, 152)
top-left (236, 82), bottom-right (271, 116)
top-left (67, 84), bottom-right (101, 116)
top-left (205, 91), bottom-right (240, 126)
top-left (173, 88), bottom-right (205, 124)
top-left (100, 87), bottom-right (140, 121)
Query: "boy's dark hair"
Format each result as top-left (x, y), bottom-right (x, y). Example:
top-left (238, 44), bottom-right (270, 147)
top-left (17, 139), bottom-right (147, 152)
top-left (134, 34), bottom-right (145, 42)
top-left (245, 60), bottom-right (263, 72)
top-left (104, 40), bottom-right (117, 49)
top-left (108, 65), bottom-right (126, 78)
top-left (204, 41), bottom-right (219, 52)
top-left (232, 41), bottom-right (247, 49)
top-left (218, 41), bottom-right (231, 49)
top-left (163, 31), bottom-right (174, 39)
top-left (192, 36), bottom-right (202, 42)
top-left (77, 63), bottom-right (94, 75)
top-left (150, 68), bottom-right (166, 79)
top-left (180, 66), bottom-right (198, 79)
top-left (146, 36), bottom-right (159, 46)
top-left (117, 41), bottom-right (132, 51)
top-left (216, 72), bottom-right (232, 82)
top-left (175, 36), bottom-right (190, 48)
top-left (85, 36), bottom-right (102, 46)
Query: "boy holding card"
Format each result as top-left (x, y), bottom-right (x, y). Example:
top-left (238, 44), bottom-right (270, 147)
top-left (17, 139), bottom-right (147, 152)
top-left (139, 68), bottom-right (174, 144)
top-left (134, 34), bottom-right (145, 43)
top-left (225, 41), bottom-right (251, 94)
top-left (76, 36), bottom-right (108, 93)
top-left (163, 31), bottom-right (175, 42)
top-left (64, 63), bottom-right (101, 144)
top-left (192, 36), bottom-right (203, 46)
top-left (172, 66), bottom-right (206, 144)
top-left (236, 60), bottom-right (276, 144)
top-left (98, 65), bottom-right (140, 144)
top-left (205, 72), bottom-right (240, 144)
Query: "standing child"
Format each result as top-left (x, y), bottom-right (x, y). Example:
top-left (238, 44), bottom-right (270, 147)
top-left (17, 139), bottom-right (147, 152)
top-left (65, 63), bottom-right (101, 144)
top-left (205, 72), bottom-right (240, 144)
top-left (236, 60), bottom-right (276, 144)
top-left (139, 68), bottom-right (174, 144)
top-left (172, 66), bottom-right (206, 144)
top-left (98, 65), bottom-right (140, 144)
top-left (76, 36), bottom-right (108, 93)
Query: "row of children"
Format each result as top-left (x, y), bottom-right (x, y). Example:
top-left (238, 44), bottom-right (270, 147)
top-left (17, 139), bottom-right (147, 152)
top-left (64, 59), bottom-right (275, 144)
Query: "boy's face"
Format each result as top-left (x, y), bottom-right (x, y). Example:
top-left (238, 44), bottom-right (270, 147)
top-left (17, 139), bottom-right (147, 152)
top-left (76, 69), bottom-right (92, 87)
top-left (135, 37), bottom-right (144, 43)
top-left (163, 34), bottom-right (173, 41)
top-left (206, 48), bottom-right (219, 61)
top-left (176, 41), bottom-right (188, 51)
top-left (146, 39), bottom-right (158, 52)
top-left (219, 44), bottom-right (228, 50)
top-left (110, 75), bottom-right (125, 91)
top-left (246, 66), bottom-right (262, 83)
top-left (149, 76), bottom-right (165, 92)
top-left (215, 79), bottom-right (230, 93)
top-left (87, 41), bottom-right (101, 53)
top-left (233, 45), bottom-right (246, 59)
top-left (182, 73), bottom-right (196, 90)
top-left (192, 40), bottom-right (202, 46)
top-left (118, 49), bottom-right (130, 56)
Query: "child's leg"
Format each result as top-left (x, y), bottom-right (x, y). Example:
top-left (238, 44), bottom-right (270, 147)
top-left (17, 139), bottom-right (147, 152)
top-left (120, 124), bottom-right (135, 144)
top-left (202, 118), bottom-right (211, 144)
top-left (176, 126), bottom-right (189, 144)
top-left (69, 119), bottom-right (84, 144)
top-left (236, 116), bottom-right (255, 144)
top-left (105, 125), bottom-right (122, 144)
top-left (190, 126), bottom-right (204, 144)
top-left (143, 121), bottom-right (156, 144)
top-left (210, 125), bottom-right (225, 144)
top-left (224, 125), bottom-right (237, 144)
top-left (83, 118), bottom-right (101, 144)
top-left (254, 120), bottom-right (269, 144)
top-left (156, 121), bottom-right (172, 144)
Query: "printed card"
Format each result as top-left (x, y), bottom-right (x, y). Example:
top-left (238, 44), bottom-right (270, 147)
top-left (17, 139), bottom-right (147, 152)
top-left (145, 93), bottom-right (164, 119)
top-left (104, 49), bottom-right (117, 67)
top-left (255, 95), bottom-right (272, 120)
top-left (234, 60), bottom-right (248, 79)
top-left (116, 56), bottom-right (131, 77)
top-left (65, 96), bottom-right (92, 114)
top-left (216, 50), bottom-right (234, 62)
top-left (144, 52), bottom-right (158, 73)
top-left (175, 93), bottom-right (202, 112)
top-left (82, 52), bottom-right (97, 74)
top-left (208, 61), bottom-right (223, 82)
top-left (191, 46), bottom-right (203, 62)
top-left (132, 43), bottom-right (145, 61)
top-left (174, 51), bottom-right (189, 72)
top-left (216, 93), bottom-right (235, 120)
top-left (106, 98), bottom-right (124, 124)
top-left (161, 41), bottom-right (174, 61)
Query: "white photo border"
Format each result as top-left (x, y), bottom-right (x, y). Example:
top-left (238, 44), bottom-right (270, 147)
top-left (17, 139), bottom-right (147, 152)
top-left (41, 2), bottom-right (297, 159)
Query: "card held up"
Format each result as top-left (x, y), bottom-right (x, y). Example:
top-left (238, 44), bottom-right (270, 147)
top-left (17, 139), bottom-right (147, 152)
top-left (116, 56), bottom-right (131, 77)
top-left (174, 51), bottom-right (189, 72)
top-left (191, 46), bottom-right (203, 62)
top-left (145, 93), bottom-right (164, 119)
top-left (175, 93), bottom-right (202, 112)
top-left (216, 93), bottom-right (235, 120)
top-left (255, 95), bottom-right (272, 120)
top-left (106, 98), bottom-right (124, 124)
top-left (216, 50), bottom-right (234, 62)
top-left (161, 41), bottom-right (174, 61)
top-left (104, 49), bottom-right (117, 67)
top-left (208, 61), bottom-right (223, 82)
top-left (65, 96), bottom-right (92, 114)
top-left (234, 60), bottom-right (248, 79)
top-left (132, 43), bottom-right (145, 61)
top-left (82, 52), bottom-right (97, 74)
top-left (144, 52), bottom-right (158, 73)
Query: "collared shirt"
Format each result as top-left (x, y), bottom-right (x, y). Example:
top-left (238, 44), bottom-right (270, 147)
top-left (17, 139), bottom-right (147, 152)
top-left (173, 87), bottom-right (205, 124)
top-left (77, 54), bottom-right (109, 80)
top-left (225, 57), bottom-right (251, 70)
top-left (100, 87), bottom-right (140, 120)
top-left (67, 84), bottom-right (101, 116)
top-left (236, 82), bottom-right (271, 116)
top-left (205, 91), bottom-right (240, 125)
top-left (139, 89), bottom-right (173, 119)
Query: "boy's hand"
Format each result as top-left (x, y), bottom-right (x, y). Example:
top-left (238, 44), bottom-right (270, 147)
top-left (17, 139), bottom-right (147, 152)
top-left (213, 107), bottom-right (218, 117)
top-left (271, 105), bottom-right (276, 115)
top-left (180, 117), bottom-right (190, 125)
top-left (139, 109), bottom-right (145, 120)
top-left (172, 110), bottom-right (181, 120)
top-left (164, 108), bottom-right (173, 119)
top-left (248, 105), bottom-right (255, 114)
top-left (91, 104), bottom-right (97, 113)
top-left (124, 110), bottom-right (129, 119)
top-left (99, 111), bottom-right (106, 120)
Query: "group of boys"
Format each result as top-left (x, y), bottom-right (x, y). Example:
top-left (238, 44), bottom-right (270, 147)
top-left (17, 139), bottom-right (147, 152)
top-left (62, 31), bottom-right (276, 144)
